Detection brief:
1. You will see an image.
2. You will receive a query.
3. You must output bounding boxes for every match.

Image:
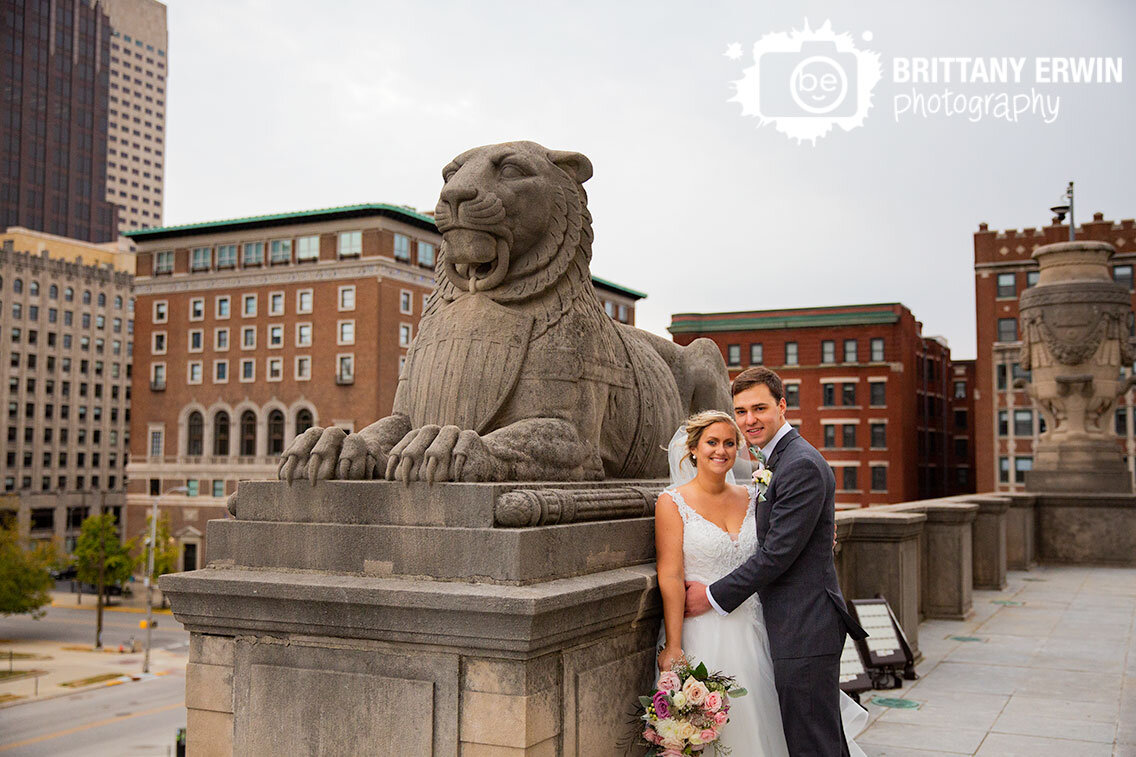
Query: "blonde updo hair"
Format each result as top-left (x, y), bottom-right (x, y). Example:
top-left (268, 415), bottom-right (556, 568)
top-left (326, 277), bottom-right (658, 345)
top-left (684, 410), bottom-right (744, 460)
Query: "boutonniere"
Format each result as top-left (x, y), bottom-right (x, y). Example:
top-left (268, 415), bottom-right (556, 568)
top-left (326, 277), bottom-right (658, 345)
top-left (752, 466), bottom-right (773, 502)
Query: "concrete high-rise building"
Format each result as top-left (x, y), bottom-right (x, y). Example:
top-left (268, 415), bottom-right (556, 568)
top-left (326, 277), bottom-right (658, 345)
top-left (103, 0), bottom-right (168, 234)
top-left (0, 0), bottom-right (120, 242)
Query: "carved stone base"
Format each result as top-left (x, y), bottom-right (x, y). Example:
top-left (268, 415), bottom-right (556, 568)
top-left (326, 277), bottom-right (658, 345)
top-left (1027, 438), bottom-right (1132, 494)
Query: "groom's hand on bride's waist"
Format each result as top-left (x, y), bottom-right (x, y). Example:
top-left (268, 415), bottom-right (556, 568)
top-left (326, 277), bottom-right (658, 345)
top-left (683, 581), bottom-right (712, 617)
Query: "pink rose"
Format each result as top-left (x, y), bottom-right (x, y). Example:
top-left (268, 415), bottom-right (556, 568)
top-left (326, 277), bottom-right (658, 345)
top-left (657, 671), bottom-right (681, 692)
top-left (643, 727), bottom-right (661, 745)
top-left (662, 750), bottom-right (684, 757)
top-left (699, 729), bottom-right (718, 744)
top-left (704, 691), bottom-right (723, 712)
top-left (713, 710), bottom-right (728, 725)
top-left (682, 677), bottom-right (710, 706)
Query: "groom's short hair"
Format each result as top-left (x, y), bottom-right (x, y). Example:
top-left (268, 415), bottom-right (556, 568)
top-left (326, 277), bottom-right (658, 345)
top-left (731, 366), bottom-right (784, 402)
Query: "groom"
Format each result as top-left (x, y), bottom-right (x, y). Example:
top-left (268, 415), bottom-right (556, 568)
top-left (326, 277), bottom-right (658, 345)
top-left (684, 366), bottom-right (868, 756)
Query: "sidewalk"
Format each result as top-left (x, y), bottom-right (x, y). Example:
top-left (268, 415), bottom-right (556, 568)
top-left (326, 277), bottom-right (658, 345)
top-left (48, 583), bottom-right (174, 615)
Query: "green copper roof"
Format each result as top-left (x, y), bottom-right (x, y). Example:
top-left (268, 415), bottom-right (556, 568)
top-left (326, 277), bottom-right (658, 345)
top-left (668, 308), bottom-right (901, 334)
top-left (123, 203), bottom-right (439, 240)
top-left (590, 275), bottom-right (647, 300)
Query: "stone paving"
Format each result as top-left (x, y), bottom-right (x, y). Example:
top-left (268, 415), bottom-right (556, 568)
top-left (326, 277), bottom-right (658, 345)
top-left (855, 565), bottom-right (1136, 757)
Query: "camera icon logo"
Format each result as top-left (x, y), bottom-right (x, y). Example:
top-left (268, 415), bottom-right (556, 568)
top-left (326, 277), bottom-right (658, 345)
top-left (731, 21), bottom-right (882, 144)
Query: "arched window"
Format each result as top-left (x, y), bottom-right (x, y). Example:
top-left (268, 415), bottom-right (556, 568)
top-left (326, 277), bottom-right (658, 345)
top-left (29, 281), bottom-right (39, 296)
top-left (13, 279), bottom-right (22, 294)
top-left (213, 412), bottom-right (230, 456)
top-left (114, 295), bottom-right (122, 309)
top-left (97, 293), bottom-right (106, 307)
top-left (268, 410), bottom-right (285, 455)
top-left (64, 286), bottom-right (73, 301)
top-left (49, 284), bottom-right (58, 299)
top-left (296, 409), bottom-right (313, 435)
top-left (187, 412), bottom-right (204, 456)
top-left (82, 290), bottom-right (91, 304)
top-left (240, 411), bottom-right (257, 457)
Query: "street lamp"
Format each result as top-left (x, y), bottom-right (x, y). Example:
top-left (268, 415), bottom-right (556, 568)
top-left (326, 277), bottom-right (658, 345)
top-left (1050, 181), bottom-right (1075, 241)
top-left (143, 484), bottom-right (187, 674)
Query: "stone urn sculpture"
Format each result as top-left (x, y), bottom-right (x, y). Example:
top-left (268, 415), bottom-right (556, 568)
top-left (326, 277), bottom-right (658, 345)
top-left (1018, 240), bottom-right (1135, 493)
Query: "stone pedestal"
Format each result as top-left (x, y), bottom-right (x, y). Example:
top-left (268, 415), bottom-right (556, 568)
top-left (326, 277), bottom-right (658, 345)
top-left (1005, 495), bottom-right (1037, 570)
top-left (918, 502), bottom-right (977, 621)
top-left (1035, 492), bottom-right (1136, 565)
top-left (963, 495), bottom-right (1009, 590)
top-left (839, 511), bottom-right (925, 654)
top-left (163, 480), bottom-right (666, 756)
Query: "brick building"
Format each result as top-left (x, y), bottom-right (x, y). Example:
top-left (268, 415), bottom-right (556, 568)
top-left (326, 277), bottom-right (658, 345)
top-left (973, 212), bottom-right (1136, 493)
top-left (0, 233), bottom-right (135, 549)
top-left (669, 303), bottom-right (976, 507)
top-left (125, 204), bottom-right (644, 567)
top-left (1, 0), bottom-right (120, 242)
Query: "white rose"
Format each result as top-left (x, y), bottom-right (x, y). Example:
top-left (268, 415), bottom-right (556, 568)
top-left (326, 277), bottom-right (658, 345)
top-left (671, 691), bottom-right (688, 709)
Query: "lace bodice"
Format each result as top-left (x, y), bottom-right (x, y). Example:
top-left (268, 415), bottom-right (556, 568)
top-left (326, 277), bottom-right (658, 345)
top-left (665, 486), bottom-right (758, 585)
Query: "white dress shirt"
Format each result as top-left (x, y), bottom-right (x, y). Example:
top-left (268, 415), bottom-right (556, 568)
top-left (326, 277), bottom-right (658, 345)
top-left (705, 420), bottom-right (794, 615)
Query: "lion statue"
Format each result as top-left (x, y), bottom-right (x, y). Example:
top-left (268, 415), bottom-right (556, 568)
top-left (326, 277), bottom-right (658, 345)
top-left (278, 141), bottom-right (732, 483)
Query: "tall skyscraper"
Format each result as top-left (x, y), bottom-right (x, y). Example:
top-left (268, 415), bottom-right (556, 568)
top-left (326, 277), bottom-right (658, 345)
top-left (103, 0), bottom-right (167, 234)
top-left (0, 0), bottom-right (120, 242)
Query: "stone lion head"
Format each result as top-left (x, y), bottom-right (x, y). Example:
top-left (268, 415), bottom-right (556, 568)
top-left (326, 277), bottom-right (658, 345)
top-left (431, 141), bottom-right (594, 304)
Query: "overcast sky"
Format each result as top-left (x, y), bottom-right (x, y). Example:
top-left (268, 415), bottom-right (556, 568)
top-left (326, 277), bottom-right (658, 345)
top-left (161, 0), bottom-right (1135, 359)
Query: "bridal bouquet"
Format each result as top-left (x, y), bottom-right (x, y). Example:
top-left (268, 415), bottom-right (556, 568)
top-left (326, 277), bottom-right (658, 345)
top-left (634, 659), bottom-right (747, 755)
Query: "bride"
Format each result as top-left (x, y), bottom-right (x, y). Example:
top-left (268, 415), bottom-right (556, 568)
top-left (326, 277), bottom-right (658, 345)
top-left (654, 410), bottom-right (867, 756)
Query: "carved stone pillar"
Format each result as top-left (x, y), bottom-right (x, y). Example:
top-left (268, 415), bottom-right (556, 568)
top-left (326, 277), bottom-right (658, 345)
top-left (1017, 240), bottom-right (1135, 493)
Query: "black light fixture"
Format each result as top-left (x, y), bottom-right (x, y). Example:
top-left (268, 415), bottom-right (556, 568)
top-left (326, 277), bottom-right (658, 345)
top-left (1050, 181), bottom-right (1074, 240)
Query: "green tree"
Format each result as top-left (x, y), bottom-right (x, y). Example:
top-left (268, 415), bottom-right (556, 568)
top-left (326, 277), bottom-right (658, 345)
top-left (75, 513), bottom-right (136, 648)
top-left (0, 526), bottom-right (54, 618)
top-left (140, 514), bottom-right (178, 608)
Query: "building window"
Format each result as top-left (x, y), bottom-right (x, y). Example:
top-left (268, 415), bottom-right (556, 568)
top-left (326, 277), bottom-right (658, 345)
top-left (821, 340), bottom-right (835, 363)
top-left (996, 364), bottom-right (1008, 390)
top-left (267, 357), bottom-right (283, 381)
top-left (216, 296), bottom-right (231, 319)
top-left (1014, 456), bottom-right (1032, 484)
top-left (999, 456), bottom-right (1010, 483)
top-left (151, 331), bottom-right (166, 354)
top-left (296, 409), bottom-right (314, 434)
top-left (149, 428), bottom-right (163, 457)
top-left (189, 329), bottom-right (203, 352)
top-left (297, 289), bottom-right (313, 314)
top-left (785, 384), bottom-right (799, 409)
top-left (296, 235), bottom-right (319, 261)
top-left (191, 247), bottom-right (211, 271)
top-left (190, 298), bottom-right (204, 320)
top-left (954, 409), bottom-right (967, 429)
top-left (822, 383), bottom-right (835, 406)
top-left (842, 424), bottom-right (856, 448)
top-left (151, 363), bottom-right (166, 389)
top-left (1114, 265), bottom-right (1134, 290)
top-left (393, 233), bottom-right (410, 262)
top-left (338, 231), bottom-right (362, 257)
top-left (188, 361), bottom-right (203, 384)
top-left (953, 380), bottom-right (967, 399)
top-left (242, 294), bottom-right (257, 317)
top-left (153, 300), bottom-right (168, 323)
top-left (870, 338), bottom-right (884, 362)
top-left (242, 242), bottom-right (264, 266)
top-left (154, 250), bottom-right (174, 274)
top-left (241, 326), bottom-right (256, 349)
top-left (240, 358), bottom-right (255, 382)
top-left (955, 467), bottom-right (969, 487)
top-left (1026, 270), bottom-right (1040, 288)
top-left (187, 412), bottom-right (203, 456)
top-left (296, 323), bottom-right (312, 346)
top-left (842, 383), bottom-right (857, 406)
top-left (213, 412), bottom-right (230, 456)
top-left (338, 286), bottom-right (356, 311)
top-left (213, 360), bottom-right (228, 383)
top-left (269, 325), bottom-right (283, 348)
top-left (996, 272), bottom-right (1017, 298)
top-left (841, 466), bottom-right (857, 491)
top-left (214, 327), bottom-right (230, 351)
top-left (239, 411), bottom-right (257, 456)
top-left (1013, 409), bottom-right (1033, 436)
top-left (998, 410), bottom-right (1008, 437)
top-left (295, 356), bottom-right (312, 381)
top-left (750, 343), bottom-right (763, 365)
top-left (268, 411), bottom-right (285, 454)
top-left (418, 242), bottom-right (435, 268)
top-left (338, 354), bottom-right (354, 382)
top-left (216, 244), bottom-right (237, 268)
top-left (400, 290), bottom-right (413, 314)
top-left (338, 321), bottom-right (355, 345)
top-left (870, 423), bottom-right (886, 448)
top-left (270, 239), bottom-right (291, 264)
top-left (871, 466), bottom-right (887, 491)
top-left (727, 344), bottom-right (741, 366)
top-left (997, 318), bottom-right (1018, 342)
top-left (843, 340), bottom-right (858, 363)
top-left (1117, 408), bottom-right (1129, 436)
top-left (399, 324), bottom-right (412, 348)
top-left (823, 424), bottom-right (836, 448)
top-left (269, 291), bottom-right (284, 315)
top-left (954, 437), bottom-right (968, 458)
top-left (213, 480), bottom-right (226, 498)
top-left (785, 342), bottom-right (798, 365)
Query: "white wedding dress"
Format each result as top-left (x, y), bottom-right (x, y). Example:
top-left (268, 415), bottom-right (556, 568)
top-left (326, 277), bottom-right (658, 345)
top-left (657, 485), bottom-right (868, 757)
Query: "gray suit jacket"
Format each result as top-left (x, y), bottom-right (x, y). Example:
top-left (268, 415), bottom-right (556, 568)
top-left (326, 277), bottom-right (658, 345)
top-left (710, 428), bottom-right (867, 659)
